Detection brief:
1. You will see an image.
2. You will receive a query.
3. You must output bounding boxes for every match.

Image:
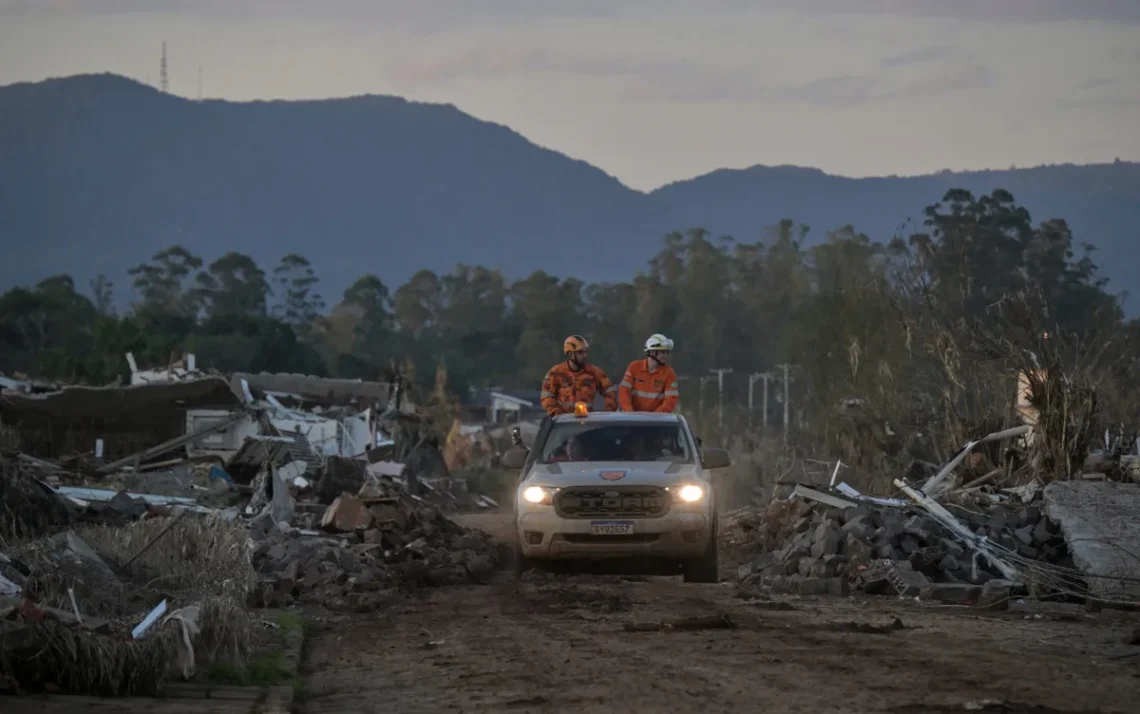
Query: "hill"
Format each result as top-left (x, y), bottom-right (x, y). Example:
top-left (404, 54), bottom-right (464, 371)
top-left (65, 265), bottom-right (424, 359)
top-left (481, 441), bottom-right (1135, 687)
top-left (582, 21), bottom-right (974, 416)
top-left (1, 73), bottom-right (1138, 309)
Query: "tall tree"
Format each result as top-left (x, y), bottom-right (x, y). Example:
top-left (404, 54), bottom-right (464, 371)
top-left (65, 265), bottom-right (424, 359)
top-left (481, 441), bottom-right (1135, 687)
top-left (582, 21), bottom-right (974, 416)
top-left (127, 245), bottom-right (202, 316)
top-left (195, 252), bottom-right (271, 319)
top-left (271, 253), bottom-right (325, 330)
top-left (510, 270), bottom-right (586, 384)
top-left (90, 274), bottom-right (115, 316)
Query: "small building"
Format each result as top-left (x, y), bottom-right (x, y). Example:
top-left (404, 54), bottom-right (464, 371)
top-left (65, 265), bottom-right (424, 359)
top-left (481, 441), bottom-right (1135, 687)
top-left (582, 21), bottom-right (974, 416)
top-left (463, 388), bottom-right (544, 424)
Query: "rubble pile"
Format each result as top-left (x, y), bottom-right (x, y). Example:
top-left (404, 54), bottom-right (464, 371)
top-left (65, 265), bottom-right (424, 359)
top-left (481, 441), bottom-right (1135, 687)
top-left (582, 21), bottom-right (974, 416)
top-left (0, 457), bottom-right (74, 540)
top-left (249, 472), bottom-right (499, 611)
top-left (731, 492), bottom-right (1073, 605)
top-left (1, 516), bottom-right (255, 695)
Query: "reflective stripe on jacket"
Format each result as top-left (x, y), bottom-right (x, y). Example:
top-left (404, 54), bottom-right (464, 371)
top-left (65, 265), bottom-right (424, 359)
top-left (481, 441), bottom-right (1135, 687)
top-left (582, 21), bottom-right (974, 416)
top-left (618, 359), bottom-right (679, 413)
top-left (540, 362), bottom-right (618, 416)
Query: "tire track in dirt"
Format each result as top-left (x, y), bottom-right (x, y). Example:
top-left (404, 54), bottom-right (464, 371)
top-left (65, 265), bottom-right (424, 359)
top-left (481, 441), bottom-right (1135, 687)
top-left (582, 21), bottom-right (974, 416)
top-left (296, 511), bottom-right (1140, 714)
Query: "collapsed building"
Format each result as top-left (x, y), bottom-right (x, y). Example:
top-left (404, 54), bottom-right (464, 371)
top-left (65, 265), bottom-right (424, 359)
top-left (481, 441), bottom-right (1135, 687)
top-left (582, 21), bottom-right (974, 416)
top-left (0, 353), bottom-right (502, 696)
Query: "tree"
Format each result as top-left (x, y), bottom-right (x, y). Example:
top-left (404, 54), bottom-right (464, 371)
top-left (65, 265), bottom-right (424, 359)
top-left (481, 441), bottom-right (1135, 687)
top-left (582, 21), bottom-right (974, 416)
top-left (127, 245), bottom-right (202, 315)
top-left (271, 253), bottom-right (325, 330)
top-left (90, 274), bottom-right (115, 316)
top-left (195, 252), bottom-right (271, 319)
top-left (510, 270), bottom-right (585, 384)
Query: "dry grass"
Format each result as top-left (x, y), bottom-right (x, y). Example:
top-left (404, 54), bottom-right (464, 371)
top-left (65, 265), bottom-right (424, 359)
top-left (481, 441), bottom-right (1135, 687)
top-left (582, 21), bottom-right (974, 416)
top-left (2, 514), bottom-right (257, 694)
top-left (1, 618), bottom-right (177, 696)
top-left (0, 458), bottom-right (74, 546)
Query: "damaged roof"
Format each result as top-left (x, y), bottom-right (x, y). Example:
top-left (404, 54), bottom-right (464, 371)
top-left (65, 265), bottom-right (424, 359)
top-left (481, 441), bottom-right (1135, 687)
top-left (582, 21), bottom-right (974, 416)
top-left (231, 372), bottom-right (396, 407)
top-left (0, 375), bottom-right (244, 419)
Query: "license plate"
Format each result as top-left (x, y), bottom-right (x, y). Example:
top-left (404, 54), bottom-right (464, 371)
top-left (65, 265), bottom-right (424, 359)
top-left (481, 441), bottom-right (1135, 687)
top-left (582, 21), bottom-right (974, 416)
top-left (590, 520), bottom-right (635, 535)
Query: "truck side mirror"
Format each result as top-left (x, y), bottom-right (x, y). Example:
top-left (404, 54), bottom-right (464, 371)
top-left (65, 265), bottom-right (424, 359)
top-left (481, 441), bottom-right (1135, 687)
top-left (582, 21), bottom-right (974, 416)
top-left (502, 446), bottom-right (529, 470)
top-left (701, 447), bottom-right (732, 470)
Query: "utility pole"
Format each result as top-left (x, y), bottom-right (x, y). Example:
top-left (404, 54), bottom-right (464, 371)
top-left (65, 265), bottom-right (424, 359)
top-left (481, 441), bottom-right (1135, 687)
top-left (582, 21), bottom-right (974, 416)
top-left (748, 372), bottom-right (772, 428)
top-left (197, 65), bottom-right (202, 100)
top-left (710, 368), bottom-right (733, 431)
top-left (774, 364), bottom-right (794, 445)
top-left (160, 41), bottom-right (168, 93)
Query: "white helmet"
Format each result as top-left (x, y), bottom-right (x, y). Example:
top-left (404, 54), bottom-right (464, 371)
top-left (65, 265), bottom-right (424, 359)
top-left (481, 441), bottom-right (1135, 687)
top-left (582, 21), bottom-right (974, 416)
top-left (644, 333), bottom-right (674, 352)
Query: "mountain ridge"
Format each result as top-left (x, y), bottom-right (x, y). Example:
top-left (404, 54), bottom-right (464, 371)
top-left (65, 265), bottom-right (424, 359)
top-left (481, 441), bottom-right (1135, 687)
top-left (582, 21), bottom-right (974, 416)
top-left (1, 73), bottom-right (1137, 310)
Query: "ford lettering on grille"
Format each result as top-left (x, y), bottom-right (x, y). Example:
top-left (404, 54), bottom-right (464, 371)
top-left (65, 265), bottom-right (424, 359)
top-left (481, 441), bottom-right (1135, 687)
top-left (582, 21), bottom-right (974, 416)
top-left (555, 486), bottom-right (669, 518)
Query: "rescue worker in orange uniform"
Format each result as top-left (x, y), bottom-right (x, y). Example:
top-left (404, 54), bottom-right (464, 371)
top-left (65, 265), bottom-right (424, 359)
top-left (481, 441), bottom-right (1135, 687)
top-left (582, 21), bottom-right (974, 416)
top-left (619, 333), bottom-right (680, 413)
top-left (540, 335), bottom-right (618, 416)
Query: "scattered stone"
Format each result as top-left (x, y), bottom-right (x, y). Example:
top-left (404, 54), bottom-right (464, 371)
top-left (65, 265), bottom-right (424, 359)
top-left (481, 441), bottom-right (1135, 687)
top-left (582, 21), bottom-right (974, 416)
top-left (321, 495), bottom-right (374, 533)
top-left (727, 485), bottom-right (1073, 601)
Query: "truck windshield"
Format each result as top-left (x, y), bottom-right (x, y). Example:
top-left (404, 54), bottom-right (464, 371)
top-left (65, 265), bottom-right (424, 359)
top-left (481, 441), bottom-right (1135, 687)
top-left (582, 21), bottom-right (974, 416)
top-left (539, 422), bottom-right (692, 463)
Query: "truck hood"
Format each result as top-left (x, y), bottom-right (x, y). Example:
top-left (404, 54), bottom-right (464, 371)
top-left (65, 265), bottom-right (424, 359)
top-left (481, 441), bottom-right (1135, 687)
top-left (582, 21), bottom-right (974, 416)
top-left (525, 460), bottom-right (705, 487)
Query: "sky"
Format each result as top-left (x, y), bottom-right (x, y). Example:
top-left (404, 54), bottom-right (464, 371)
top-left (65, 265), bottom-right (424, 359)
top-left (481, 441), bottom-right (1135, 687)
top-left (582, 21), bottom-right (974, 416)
top-left (1, 1), bottom-right (1138, 191)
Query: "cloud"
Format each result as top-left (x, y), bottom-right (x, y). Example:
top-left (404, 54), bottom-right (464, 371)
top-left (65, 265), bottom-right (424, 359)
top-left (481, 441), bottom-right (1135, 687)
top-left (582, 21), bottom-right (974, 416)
top-left (1057, 95), bottom-right (1140, 110)
top-left (391, 43), bottom-right (996, 106)
top-left (1058, 75), bottom-right (1140, 110)
top-left (880, 46), bottom-right (959, 68)
top-left (4, 0), bottom-right (1140, 26)
top-left (390, 48), bottom-right (693, 86)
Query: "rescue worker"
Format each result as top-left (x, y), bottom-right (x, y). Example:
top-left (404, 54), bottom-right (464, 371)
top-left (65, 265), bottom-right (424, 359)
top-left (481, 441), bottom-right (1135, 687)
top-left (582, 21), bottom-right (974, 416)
top-left (540, 335), bottom-right (618, 416)
top-left (619, 333), bottom-right (680, 413)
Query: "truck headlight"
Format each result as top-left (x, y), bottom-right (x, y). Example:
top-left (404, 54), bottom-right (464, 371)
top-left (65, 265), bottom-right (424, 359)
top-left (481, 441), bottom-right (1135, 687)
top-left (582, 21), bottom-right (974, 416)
top-left (677, 484), bottom-right (704, 503)
top-left (522, 486), bottom-right (552, 504)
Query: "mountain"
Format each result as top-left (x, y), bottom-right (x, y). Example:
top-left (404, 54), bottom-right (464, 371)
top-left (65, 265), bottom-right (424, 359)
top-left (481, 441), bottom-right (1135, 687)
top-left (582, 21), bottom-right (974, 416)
top-left (2, 73), bottom-right (1138, 310)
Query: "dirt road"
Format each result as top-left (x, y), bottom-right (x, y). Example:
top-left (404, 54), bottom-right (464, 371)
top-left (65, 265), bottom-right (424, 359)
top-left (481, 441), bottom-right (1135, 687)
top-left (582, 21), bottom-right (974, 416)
top-left (298, 511), bottom-right (1140, 714)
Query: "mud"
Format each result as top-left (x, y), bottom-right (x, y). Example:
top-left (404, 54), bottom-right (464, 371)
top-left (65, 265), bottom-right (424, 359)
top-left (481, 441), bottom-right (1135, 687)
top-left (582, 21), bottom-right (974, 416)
top-left (294, 510), bottom-right (1140, 714)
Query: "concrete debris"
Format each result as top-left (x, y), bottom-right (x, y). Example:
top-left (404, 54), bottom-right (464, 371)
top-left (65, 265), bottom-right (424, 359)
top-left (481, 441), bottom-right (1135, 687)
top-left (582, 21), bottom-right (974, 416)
top-left (0, 357), bottom-right (513, 696)
top-left (1042, 480), bottom-right (1140, 605)
top-left (249, 467), bottom-right (499, 611)
top-left (730, 490), bottom-right (1076, 603)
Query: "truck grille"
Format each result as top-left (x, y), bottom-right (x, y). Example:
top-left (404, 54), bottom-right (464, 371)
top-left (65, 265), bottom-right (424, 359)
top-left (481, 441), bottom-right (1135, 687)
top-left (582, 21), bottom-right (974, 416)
top-left (554, 486), bottom-right (670, 519)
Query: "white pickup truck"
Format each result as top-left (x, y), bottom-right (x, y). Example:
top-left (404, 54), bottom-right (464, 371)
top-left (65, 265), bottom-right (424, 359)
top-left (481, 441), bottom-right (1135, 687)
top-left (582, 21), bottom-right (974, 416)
top-left (501, 409), bottom-right (731, 583)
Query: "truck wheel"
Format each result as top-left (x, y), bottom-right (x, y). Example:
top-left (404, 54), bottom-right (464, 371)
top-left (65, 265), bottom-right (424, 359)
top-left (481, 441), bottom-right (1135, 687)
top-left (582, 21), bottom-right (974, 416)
top-left (682, 524), bottom-right (719, 584)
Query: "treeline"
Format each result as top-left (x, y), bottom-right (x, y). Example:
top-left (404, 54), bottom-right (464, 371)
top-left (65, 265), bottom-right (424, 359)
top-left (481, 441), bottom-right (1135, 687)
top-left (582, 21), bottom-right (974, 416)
top-left (2, 188), bottom-right (1138, 440)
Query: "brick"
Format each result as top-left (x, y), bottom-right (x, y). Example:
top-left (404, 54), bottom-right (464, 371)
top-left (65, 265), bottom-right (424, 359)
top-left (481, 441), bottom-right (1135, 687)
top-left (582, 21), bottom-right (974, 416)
top-left (889, 567), bottom-right (930, 597)
top-left (940, 537), bottom-right (965, 558)
top-left (845, 533), bottom-right (874, 566)
top-left (321, 495), bottom-right (374, 533)
top-left (810, 534), bottom-right (841, 559)
top-left (903, 515), bottom-right (937, 543)
top-left (793, 577), bottom-right (830, 596)
top-left (1019, 506), bottom-right (1041, 527)
top-left (362, 529), bottom-right (384, 545)
top-left (1014, 525), bottom-right (1035, 546)
top-left (825, 577), bottom-right (850, 596)
top-left (899, 535), bottom-right (921, 555)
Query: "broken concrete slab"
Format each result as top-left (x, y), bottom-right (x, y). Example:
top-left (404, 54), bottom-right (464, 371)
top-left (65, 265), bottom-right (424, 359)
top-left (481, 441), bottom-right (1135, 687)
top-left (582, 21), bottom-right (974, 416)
top-left (1044, 481), bottom-right (1140, 604)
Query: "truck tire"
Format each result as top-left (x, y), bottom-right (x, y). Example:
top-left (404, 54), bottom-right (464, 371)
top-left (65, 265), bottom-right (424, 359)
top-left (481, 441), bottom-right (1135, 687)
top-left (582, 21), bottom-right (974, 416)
top-left (682, 521), bottom-right (719, 584)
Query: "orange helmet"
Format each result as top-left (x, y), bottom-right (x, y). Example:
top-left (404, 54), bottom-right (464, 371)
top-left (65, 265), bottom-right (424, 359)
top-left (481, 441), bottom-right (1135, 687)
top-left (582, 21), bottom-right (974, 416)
top-left (563, 335), bottom-right (589, 354)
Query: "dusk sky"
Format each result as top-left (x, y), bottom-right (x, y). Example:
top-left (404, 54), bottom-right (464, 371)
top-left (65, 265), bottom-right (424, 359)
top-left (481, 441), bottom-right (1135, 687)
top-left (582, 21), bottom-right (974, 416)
top-left (2, 1), bottom-right (1138, 190)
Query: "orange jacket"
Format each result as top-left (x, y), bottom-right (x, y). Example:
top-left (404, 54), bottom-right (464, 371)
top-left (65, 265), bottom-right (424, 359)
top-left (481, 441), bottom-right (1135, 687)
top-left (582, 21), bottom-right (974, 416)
top-left (541, 362), bottom-right (617, 416)
top-left (618, 359), bottom-right (679, 413)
